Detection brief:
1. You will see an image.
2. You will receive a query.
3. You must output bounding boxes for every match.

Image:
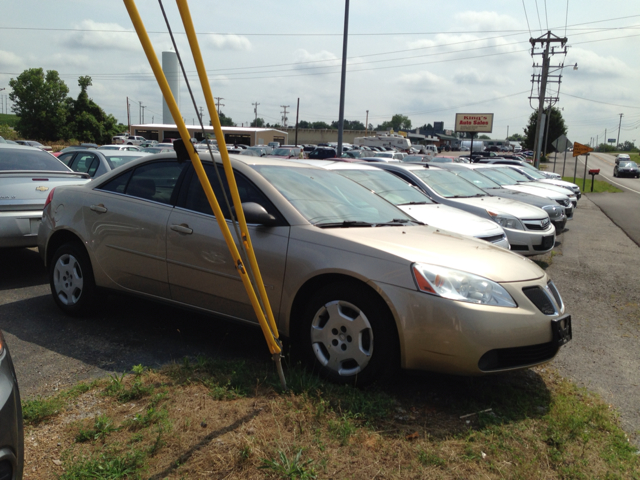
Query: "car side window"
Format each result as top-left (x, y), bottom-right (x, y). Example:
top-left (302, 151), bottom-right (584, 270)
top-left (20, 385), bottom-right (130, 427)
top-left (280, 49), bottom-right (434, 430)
top-left (182, 164), bottom-right (280, 221)
top-left (58, 153), bottom-right (76, 166)
top-left (72, 154), bottom-right (99, 177)
top-left (98, 161), bottom-right (184, 204)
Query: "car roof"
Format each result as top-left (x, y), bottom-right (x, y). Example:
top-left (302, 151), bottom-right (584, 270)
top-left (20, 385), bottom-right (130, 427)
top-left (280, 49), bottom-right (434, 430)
top-left (292, 159), bottom-right (378, 171)
top-left (0, 143), bottom-right (45, 152)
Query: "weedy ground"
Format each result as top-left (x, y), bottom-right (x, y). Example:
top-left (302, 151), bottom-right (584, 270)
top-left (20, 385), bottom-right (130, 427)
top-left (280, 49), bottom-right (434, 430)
top-left (22, 356), bottom-right (639, 479)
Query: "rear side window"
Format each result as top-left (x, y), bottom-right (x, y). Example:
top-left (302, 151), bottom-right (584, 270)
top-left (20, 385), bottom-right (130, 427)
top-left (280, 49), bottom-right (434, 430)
top-left (98, 161), bottom-right (185, 204)
top-left (70, 153), bottom-right (99, 177)
top-left (0, 147), bottom-right (70, 171)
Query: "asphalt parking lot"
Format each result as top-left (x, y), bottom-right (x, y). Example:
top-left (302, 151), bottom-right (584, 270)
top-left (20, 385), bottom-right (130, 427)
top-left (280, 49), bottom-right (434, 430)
top-left (1, 188), bottom-right (639, 447)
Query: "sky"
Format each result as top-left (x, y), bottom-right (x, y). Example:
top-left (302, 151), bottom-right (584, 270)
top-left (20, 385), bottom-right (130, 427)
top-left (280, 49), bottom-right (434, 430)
top-left (0, 0), bottom-right (639, 145)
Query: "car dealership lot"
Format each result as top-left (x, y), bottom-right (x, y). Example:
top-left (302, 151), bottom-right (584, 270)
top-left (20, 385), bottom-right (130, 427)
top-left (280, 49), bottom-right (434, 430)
top-left (1, 192), bottom-right (639, 448)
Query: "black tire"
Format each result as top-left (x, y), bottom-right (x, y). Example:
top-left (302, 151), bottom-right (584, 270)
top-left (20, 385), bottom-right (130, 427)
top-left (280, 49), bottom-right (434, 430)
top-left (49, 242), bottom-right (97, 317)
top-left (298, 281), bottom-right (399, 386)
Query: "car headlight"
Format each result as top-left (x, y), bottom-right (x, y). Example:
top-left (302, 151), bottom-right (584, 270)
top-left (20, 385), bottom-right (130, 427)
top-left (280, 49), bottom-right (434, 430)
top-left (486, 211), bottom-right (523, 230)
top-left (412, 263), bottom-right (517, 307)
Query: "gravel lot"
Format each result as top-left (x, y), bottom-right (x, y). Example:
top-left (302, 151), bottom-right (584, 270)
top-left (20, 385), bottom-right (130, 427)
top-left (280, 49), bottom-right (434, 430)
top-left (1, 191), bottom-right (639, 447)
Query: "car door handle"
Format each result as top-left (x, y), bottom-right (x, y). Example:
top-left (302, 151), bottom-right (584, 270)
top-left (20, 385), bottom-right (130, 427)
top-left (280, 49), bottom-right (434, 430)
top-left (90, 204), bottom-right (107, 213)
top-left (170, 223), bottom-right (193, 234)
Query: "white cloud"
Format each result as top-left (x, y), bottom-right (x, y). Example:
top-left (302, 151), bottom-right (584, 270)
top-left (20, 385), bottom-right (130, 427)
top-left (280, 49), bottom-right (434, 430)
top-left (453, 11), bottom-right (521, 32)
top-left (209, 75), bottom-right (230, 86)
top-left (62, 19), bottom-right (139, 52)
top-left (452, 69), bottom-right (514, 86)
top-left (398, 70), bottom-right (449, 91)
top-left (291, 49), bottom-right (339, 71)
top-left (0, 50), bottom-right (23, 70)
top-left (204, 34), bottom-right (251, 51)
top-left (568, 48), bottom-right (633, 77)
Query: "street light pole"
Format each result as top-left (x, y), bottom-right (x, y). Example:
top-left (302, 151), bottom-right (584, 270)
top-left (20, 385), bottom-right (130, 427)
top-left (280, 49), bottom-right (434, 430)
top-left (617, 113), bottom-right (623, 150)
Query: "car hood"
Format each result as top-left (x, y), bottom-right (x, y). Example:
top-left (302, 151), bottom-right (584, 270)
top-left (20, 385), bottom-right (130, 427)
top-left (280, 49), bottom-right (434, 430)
top-left (501, 184), bottom-right (567, 201)
top-left (397, 204), bottom-right (505, 238)
top-left (536, 178), bottom-right (578, 190)
top-left (518, 181), bottom-right (576, 198)
top-left (445, 196), bottom-right (548, 219)
top-left (483, 187), bottom-right (554, 207)
top-left (298, 224), bottom-right (544, 283)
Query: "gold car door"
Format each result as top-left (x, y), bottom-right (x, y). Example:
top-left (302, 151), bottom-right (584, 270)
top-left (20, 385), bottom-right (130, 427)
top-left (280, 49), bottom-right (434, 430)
top-left (85, 160), bottom-right (185, 297)
top-left (166, 165), bottom-right (290, 323)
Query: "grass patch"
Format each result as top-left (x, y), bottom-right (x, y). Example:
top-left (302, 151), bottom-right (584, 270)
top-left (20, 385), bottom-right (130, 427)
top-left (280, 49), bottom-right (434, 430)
top-left (22, 396), bottom-right (64, 425)
top-left (21, 359), bottom-right (640, 479)
top-left (563, 176), bottom-right (623, 193)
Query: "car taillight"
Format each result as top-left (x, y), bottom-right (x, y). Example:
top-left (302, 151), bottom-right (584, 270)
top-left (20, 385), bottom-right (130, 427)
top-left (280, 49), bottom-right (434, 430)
top-left (44, 188), bottom-right (55, 209)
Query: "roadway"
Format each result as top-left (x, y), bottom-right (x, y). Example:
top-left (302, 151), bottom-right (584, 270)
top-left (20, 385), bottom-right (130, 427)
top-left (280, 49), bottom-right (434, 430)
top-left (547, 151), bottom-right (640, 246)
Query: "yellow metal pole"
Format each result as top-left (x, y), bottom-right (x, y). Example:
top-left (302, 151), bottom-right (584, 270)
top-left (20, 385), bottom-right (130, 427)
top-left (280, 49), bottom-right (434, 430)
top-left (123, 0), bottom-right (281, 355)
top-left (175, 0), bottom-right (279, 337)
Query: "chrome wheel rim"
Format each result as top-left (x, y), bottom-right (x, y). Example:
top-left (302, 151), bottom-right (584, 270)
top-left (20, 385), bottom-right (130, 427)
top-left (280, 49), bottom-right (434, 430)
top-left (53, 253), bottom-right (84, 306)
top-left (310, 300), bottom-right (373, 376)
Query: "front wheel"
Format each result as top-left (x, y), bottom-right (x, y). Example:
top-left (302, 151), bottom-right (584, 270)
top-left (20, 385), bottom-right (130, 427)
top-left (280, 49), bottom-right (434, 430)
top-left (50, 242), bottom-right (97, 316)
top-left (299, 282), bottom-right (399, 386)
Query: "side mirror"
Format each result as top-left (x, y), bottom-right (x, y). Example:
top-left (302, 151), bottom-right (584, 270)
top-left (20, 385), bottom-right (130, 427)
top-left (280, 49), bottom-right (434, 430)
top-left (233, 202), bottom-right (278, 226)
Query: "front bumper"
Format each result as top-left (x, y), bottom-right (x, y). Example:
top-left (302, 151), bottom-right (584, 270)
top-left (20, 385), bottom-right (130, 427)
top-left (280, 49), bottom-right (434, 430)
top-left (0, 211), bottom-right (43, 248)
top-left (503, 224), bottom-right (556, 256)
top-left (374, 276), bottom-right (568, 375)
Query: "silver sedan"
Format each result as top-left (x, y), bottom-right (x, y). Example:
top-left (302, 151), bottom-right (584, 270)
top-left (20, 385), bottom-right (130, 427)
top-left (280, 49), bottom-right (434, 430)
top-left (38, 153), bottom-right (572, 385)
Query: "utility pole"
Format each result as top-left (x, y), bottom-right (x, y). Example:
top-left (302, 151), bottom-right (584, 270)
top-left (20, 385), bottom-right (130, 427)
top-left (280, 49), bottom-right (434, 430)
top-left (617, 113), bottom-right (623, 150)
top-left (126, 97), bottom-right (131, 133)
top-left (252, 101), bottom-right (260, 127)
top-left (294, 98), bottom-right (300, 147)
top-left (214, 97), bottom-right (224, 115)
top-left (529, 31), bottom-right (567, 168)
top-left (141, 105), bottom-right (146, 124)
top-left (139, 101), bottom-right (142, 124)
top-left (199, 106), bottom-right (204, 123)
top-left (506, 125), bottom-right (509, 141)
top-left (605, 128), bottom-right (607, 148)
top-left (280, 105), bottom-right (290, 128)
top-left (336, 0), bottom-right (350, 157)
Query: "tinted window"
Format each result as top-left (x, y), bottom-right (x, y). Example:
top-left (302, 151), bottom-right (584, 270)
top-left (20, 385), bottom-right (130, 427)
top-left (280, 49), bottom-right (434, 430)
top-left (57, 152), bottom-right (76, 166)
top-left (71, 153), bottom-right (99, 176)
top-left (0, 147), bottom-right (70, 171)
top-left (338, 169), bottom-right (434, 205)
top-left (104, 154), bottom-right (145, 169)
top-left (183, 164), bottom-right (279, 221)
top-left (98, 161), bottom-right (184, 203)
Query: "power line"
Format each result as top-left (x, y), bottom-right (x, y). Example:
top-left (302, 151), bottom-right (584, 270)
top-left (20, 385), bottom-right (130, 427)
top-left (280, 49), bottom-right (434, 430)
top-left (534, 0), bottom-right (544, 32)
top-left (522, 0), bottom-right (533, 37)
top-left (562, 92), bottom-right (640, 109)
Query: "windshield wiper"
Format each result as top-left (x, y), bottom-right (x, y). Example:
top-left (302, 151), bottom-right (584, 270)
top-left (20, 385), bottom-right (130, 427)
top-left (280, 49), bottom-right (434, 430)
top-left (398, 201), bottom-right (430, 206)
top-left (376, 219), bottom-right (423, 226)
top-left (316, 221), bottom-right (374, 228)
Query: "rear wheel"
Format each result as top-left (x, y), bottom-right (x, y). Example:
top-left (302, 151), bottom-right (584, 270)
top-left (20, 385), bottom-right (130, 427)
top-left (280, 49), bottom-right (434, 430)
top-left (50, 242), bottom-right (97, 316)
top-left (299, 282), bottom-right (399, 386)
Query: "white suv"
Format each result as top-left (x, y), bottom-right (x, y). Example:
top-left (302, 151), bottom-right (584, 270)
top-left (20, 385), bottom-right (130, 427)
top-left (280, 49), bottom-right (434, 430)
top-left (114, 135), bottom-right (147, 146)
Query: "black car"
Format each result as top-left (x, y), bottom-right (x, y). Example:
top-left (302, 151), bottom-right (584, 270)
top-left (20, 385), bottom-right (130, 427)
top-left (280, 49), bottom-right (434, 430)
top-left (0, 330), bottom-right (23, 480)
top-left (308, 147), bottom-right (337, 159)
top-left (613, 160), bottom-right (640, 178)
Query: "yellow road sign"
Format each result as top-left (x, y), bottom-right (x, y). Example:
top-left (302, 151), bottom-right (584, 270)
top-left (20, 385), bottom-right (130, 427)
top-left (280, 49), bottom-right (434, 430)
top-left (572, 142), bottom-right (594, 157)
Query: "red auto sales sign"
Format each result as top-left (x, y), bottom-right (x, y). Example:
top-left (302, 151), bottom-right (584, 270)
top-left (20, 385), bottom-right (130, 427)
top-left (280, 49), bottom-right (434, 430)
top-left (454, 113), bottom-right (494, 133)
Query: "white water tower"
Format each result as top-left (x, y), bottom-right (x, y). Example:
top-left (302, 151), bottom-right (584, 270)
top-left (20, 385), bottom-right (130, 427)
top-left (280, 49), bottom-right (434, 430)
top-left (162, 50), bottom-right (179, 124)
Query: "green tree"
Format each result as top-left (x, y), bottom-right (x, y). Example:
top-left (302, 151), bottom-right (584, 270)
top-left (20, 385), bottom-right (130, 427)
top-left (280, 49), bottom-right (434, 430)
top-left (332, 119), bottom-right (366, 130)
top-left (508, 133), bottom-right (524, 142)
top-left (311, 121), bottom-right (331, 129)
top-left (523, 106), bottom-right (567, 152)
top-left (217, 112), bottom-right (235, 127)
top-left (9, 68), bottom-right (69, 140)
top-left (377, 114), bottom-right (412, 132)
top-left (478, 134), bottom-right (491, 139)
top-left (250, 117), bottom-right (265, 128)
top-left (66, 76), bottom-right (125, 143)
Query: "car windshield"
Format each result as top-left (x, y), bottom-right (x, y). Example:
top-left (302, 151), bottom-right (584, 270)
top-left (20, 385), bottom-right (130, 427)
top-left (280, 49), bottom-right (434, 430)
top-left (254, 165), bottom-right (414, 226)
top-left (411, 169), bottom-right (487, 198)
top-left (98, 146), bottom-right (120, 150)
top-left (494, 167), bottom-right (532, 182)
top-left (430, 157), bottom-right (453, 163)
top-left (273, 148), bottom-right (297, 156)
top-left (474, 168), bottom-right (516, 186)
top-left (620, 161), bottom-right (637, 168)
top-left (344, 150), bottom-right (362, 158)
top-left (402, 155), bottom-right (427, 162)
top-left (375, 152), bottom-right (393, 158)
top-left (338, 169), bottom-right (435, 205)
top-left (517, 166), bottom-right (545, 179)
top-left (0, 147), bottom-right (70, 171)
top-left (104, 154), bottom-right (146, 169)
top-left (453, 168), bottom-right (501, 189)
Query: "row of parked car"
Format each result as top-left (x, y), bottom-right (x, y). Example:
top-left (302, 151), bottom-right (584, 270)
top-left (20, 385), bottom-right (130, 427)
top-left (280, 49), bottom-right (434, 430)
top-left (1, 142), bottom-right (576, 477)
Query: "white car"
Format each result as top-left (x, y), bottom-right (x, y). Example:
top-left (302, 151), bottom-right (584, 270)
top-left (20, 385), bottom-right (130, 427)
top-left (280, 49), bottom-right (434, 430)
top-left (98, 145), bottom-right (142, 152)
top-left (113, 135), bottom-right (147, 146)
top-left (373, 163), bottom-right (557, 256)
top-left (505, 165), bottom-right (581, 200)
top-left (298, 160), bottom-right (510, 249)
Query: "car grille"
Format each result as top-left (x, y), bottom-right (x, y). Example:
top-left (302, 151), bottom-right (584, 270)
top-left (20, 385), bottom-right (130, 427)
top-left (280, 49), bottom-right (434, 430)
top-left (478, 341), bottom-right (560, 371)
top-left (556, 198), bottom-right (570, 207)
top-left (0, 461), bottom-right (12, 480)
top-left (522, 218), bottom-right (550, 231)
top-left (522, 280), bottom-right (565, 314)
top-left (479, 234), bottom-right (507, 244)
top-left (533, 235), bottom-right (555, 251)
top-left (565, 206), bottom-right (573, 218)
